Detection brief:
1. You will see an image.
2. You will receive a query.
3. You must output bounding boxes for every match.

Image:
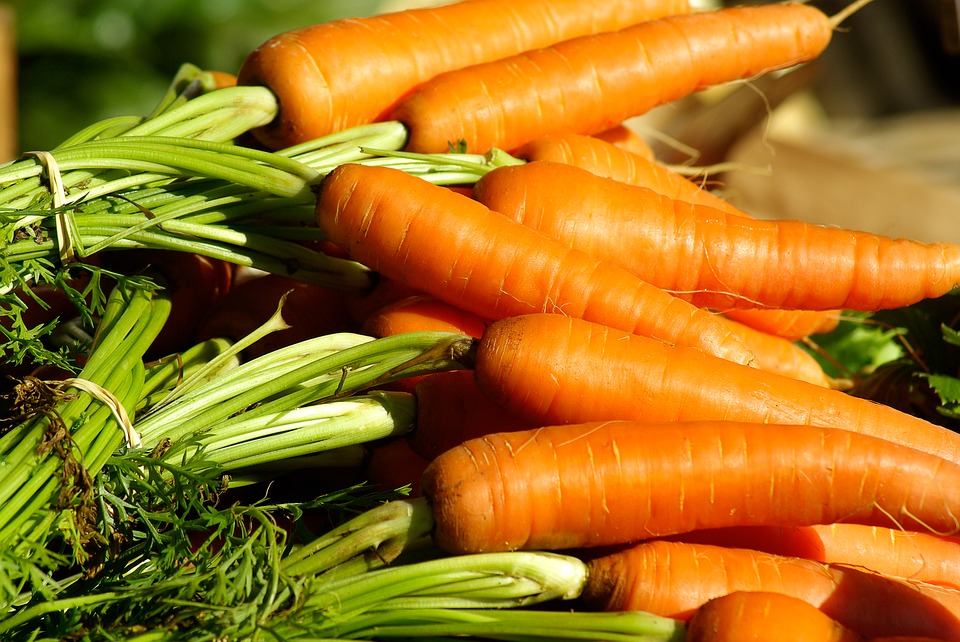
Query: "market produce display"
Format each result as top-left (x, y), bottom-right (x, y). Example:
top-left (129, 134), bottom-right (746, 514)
top-left (3, 0), bottom-right (960, 640)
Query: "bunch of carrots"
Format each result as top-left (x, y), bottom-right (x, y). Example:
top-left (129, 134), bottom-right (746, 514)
top-left (8, 0), bottom-right (960, 639)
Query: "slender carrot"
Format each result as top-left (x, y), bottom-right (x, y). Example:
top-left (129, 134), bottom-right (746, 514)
top-left (591, 125), bottom-right (654, 160)
top-left (722, 307), bottom-right (842, 341)
top-left (513, 132), bottom-right (845, 339)
top-left (721, 319), bottom-right (831, 386)
top-left (315, 163), bottom-right (759, 367)
top-left (362, 294), bottom-right (490, 340)
top-left (391, 2), bottom-right (837, 153)
top-left (411, 369), bottom-right (535, 461)
top-left (237, 0), bottom-right (691, 149)
top-left (666, 524), bottom-right (960, 591)
top-left (580, 540), bottom-right (960, 640)
top-left (346, 276), bottom-right (423, 328)
top-left (471, 159), bottom-right (960, 312)
top-left (686, 591), bottom-right (866, 642)
top-left (419, 419), bottom-right (960, 555)
top-left (469, 313), bottom-right (960, 464)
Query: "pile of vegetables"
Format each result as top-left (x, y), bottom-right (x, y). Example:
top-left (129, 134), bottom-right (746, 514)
top-left (3, 0), bottom-right (960, 640)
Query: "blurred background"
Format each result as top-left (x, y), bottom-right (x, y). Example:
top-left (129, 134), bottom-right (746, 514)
top-left (3, 0), bottom-right (960, 239)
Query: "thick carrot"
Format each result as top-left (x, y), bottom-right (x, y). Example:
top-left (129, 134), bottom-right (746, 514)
top-left (469, 313), bottom-right (960, 464)
top-left (237, 0), bottom-right (690, 149)
top-left (667, 524), bottom-right (960, 591)
top-left (362, 294), bottom-right (490, 340)
top-left (419, 419), bottom-right (960, 555)
top-left (472, 160), bottom-right (960, 312)
top-left (391, 3), bottom-right (834, 154)
top-left (580, 540), bottom-right (960, 639)
top-left (411, 369), bottom-right (535, 461)
top-left (686, 591), bottom-right (865, 642)
top-left (315, 163), bottom-right (759, 367)
top-left (513, 133), bottom-right (845, 339)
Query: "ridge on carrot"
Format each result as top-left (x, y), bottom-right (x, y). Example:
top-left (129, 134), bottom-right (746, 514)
top-left (390, 2), bottom-right (861, 154)
top-left (314, 162), bottom-right (760, 367)
top-left (236, 0), bottom-right (691, 149)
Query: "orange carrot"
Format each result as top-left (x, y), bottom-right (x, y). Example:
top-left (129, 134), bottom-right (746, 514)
top-left (411, 369), bottom-right (535, 461)
top-left (315, 163), bottom-right (759, 367)
top-left (686, 591), bottom-right (866, 642)
top-left (580, 540), bottom-right (960, 640)
top-left (469, 313), bottom-right (960, 464)
top-left (514, 131), bottom-right (735, 212)
top-left (391, 3), bottom-right (835, 153)
top-left (362, 294), bottom-right (490, 340)
top-left (513, 133), bottom-right (845, 339)
top-left (237, 0), bottom-right (690, 149)
top-left (419, 419), bottom-right (960, 555)
top-left (667, 524), bottom-right (960, 591)
top-left (722, 307), bottom-right (842, 341)
top-left (471, 160), bottom-right (960, 312)
top-left (591, 125), bottom-right (654, 160)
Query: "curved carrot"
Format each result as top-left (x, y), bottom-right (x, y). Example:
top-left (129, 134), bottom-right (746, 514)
top-left (391, 3), bottom-right (834, 153)
top-left (722, 307), bottom-right (842, 341)
top-left (419, 419), bottom-right (960, 555)
top-left (362, 294), bottom-right (490, 340)
top-left (470, 313), bottom-right (960, 464)
top-left (472, 160), bottom-right (960, 312)
top-left (315, 163), bottom-right (759, 366)
top-left (237, 0), bottom-right (690, 149)
top-left (686, 591), bottom-right (865, 642)
top-left (411, 370), bottom-right (535, 461)
top-left (667, 524), bottom-right (960, 591)
top-left (581, 540), bottom-right (960, 639)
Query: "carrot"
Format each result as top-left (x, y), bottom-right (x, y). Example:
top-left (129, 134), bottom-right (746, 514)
top-left (411, 369), bottom-right (535, 461)
top-left (513, 132), bottom-right (845, 339)
top-left (469, 313), bottom-right (960, 464)
top-left (580, 540), bottom-right (960, 640)
top-left (236, 0), bottom-right (691, 149)
top-left (390, 2), bottom-right (837, 154)
top-left (686, 591), bottom-right (865, 642)
top-left (419, 419), bottom-right (960, 555)
top-left (514, 131), bottom-right (736, 212)
top-left (471, 159), bottom-right (960, 312)
top-left (667, 524), bottom-right (960, 591)
top-left (315, 163), bottom-right (759, 367)
top-left (722, 307), bottom-right (842, 341)
top-left (362, 294), bottom-right (489, 340)
top-left (591, 125), bottom-right (654, 160)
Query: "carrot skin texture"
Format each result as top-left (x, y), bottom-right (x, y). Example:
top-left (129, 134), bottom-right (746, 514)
top-left (472, 160), bottom-right (960, 312)
top-left (471, 314), bottom-right (960, 465)
top-left (686, 591), bottom-right (866, 642)
top-left (591, 126), bottom-right (655, 160)
top-left (392, 3), bottom-right (833, 154)
top-left (362, 294), bottom-right (490, 340)
top-left (237, 0), bottom-right (690, 149)
top-left (722, 307), bottom-right (841, 341)
top-left (582, 540), bottom-right (960, 640)
top-left (420, 419), bottom-right (960, 555)
top-left (315, 163), bottom-right (758, 366)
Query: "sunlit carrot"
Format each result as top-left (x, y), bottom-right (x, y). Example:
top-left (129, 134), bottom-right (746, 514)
top-left (315, 163), bottom-right (760, 366)
top-left (469, 313), bottom-right (960, 464)
top-left (581, 540), bottom-right (960, 640)
top-left (237, 0), bottom-right (690, 149)
top-left (391, 2), bottom-right (841, 153)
